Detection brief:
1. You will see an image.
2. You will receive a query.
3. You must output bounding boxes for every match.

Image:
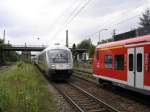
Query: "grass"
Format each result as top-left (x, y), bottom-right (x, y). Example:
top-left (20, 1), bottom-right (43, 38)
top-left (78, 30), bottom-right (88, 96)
top-left (74, 63), bottom-right (92, 73)
top-left (73, 63), bottom-right (97, 82)
top-left (0, 62), bottom-right (57, 112)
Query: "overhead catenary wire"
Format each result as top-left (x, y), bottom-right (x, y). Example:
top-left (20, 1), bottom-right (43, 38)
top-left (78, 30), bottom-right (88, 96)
top-left (65, 0), bottom-right (92, 27)
top-left (50, 0), bottom-right (83, 28)
top-left (50, 0), bottom-right (92, 41)
top-left (47, 0), bottom-right (88, 44)
top-left (53, 0), bottom-right (92, 36)
top-left (84, 2), bottom-right (149, 38)
top-left (85, 14), bottom-right (141, 38)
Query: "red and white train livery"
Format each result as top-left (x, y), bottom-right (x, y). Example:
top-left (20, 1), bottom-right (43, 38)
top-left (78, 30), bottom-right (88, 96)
top-left (93, 34), bottom-right (150, 95)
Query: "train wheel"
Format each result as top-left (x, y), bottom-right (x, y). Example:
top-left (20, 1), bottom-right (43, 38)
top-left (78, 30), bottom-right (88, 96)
top-left (98, 79), bottom-right (112, 88)
top-left (97, 79), bottom-right (104, 87)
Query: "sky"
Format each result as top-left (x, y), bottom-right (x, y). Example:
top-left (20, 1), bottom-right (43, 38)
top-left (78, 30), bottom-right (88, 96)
top-left (0, 0), bottom-right (150, 47)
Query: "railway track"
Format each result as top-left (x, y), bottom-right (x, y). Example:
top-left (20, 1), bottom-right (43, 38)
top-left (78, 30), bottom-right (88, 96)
top-left (71, 72), bottom-right (150, 112)
top-left (53, 81), bottom-right (120, 112)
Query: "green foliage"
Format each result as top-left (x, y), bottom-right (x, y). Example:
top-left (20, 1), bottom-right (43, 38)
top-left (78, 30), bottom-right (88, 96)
top-left (0, 42), bottom-right (20, 64)
top-left (17, 61), bottom-right (23, 68)
top-left (77, 38), bottom-right (92, 49)
top-left (72, 43), bottom-right (77, 61)
top-left (139, 8), bottom-right (150, 27)
top-left (72, 43), bottom-right (76, 56)
top-left (98, 38), bottom-right (113, 44)
top-left (77, 38), bottom-right (95, 58)
top-left (0, 39), bottom-right (4, 64)
top-left (0, 39), bottom-right (3, 44)
top-left (4, 44), bottom-right (20, 62)
top-left (88, 44), bottom-right (95, 58)
top-left (0, 62), bottom-right (57, 112)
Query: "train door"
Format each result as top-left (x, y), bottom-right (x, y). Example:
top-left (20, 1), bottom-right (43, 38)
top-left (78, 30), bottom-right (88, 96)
top-left (128, 48), bottom-right (135, 87)
top-left (127, 47), bottom-right (144, 89)
top-left (135, 47), bottom-right (144, 89)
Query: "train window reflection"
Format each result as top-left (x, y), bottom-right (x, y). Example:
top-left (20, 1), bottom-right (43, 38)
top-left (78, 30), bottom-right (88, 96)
top-left (129, 54), bottom-right (133, 71)
top-left (137, 53), bottom-right (142, 72)
top-left (48, 49), bottom-right (70, 63)
top-left (104, 55), bottom-right (112, 69)
top-left (115, 55), bottom-right (124, 70)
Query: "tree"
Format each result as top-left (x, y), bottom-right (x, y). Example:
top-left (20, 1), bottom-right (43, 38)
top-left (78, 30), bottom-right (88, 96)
top-left (0, 39), bottom-right (4, 64)
top-left (0, 40), bottom-right (20, 65)
top-left (88, 44), bottom-right (95, 58)
top-left (72, 43), bottom-right (77, 62)
top-left (77, 38), bottom-right (91, 49)
top-left (77, 38), bottom-right (95, 58)
top-left (139, 9), bottom-right (150, 28)
top-left (107, 38), bottom-right (113, 42)
top-left (98, 38), bottom-right (113, 44)
top-left (4, 44), bottom-right (19, 62)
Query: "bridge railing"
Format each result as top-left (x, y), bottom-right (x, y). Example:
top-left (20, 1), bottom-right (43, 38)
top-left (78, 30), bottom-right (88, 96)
top-left (10, 45), bottom-right (48, 48)
top-left (2, 45), bottom-right (48, 51)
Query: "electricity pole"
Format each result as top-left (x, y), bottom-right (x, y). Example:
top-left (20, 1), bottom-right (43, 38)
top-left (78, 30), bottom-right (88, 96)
top-left (112, 29), bottom-right (116, 41)
top-left (98, 29), bottom-right (108, 45)
top-left (66, 30), bottom-right (68, 47)
top-left (3, 30), bottom-right (5, 44)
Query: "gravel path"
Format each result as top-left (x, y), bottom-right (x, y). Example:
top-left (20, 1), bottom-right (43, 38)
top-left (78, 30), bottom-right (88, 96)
top-left (48, 83), bottom-right (77, 112)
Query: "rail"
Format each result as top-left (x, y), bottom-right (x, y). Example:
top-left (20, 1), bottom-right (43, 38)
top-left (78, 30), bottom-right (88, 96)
top-left (53, 81), bottom-right (120, 112)
top-left (73, 68), bottom-right (92, 74)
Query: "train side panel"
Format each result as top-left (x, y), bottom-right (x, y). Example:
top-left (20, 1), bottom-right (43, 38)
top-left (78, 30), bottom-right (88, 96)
top-left (37, 51), bottom-right (49, 72)
top-left (144, 44), bottom-right (150, 89)
top-left (93, 35), bottom-right (150, 94)
top-left (99, 47), bottom-right (127, 81)
top-left (93, 47), bottom-right (127, 84)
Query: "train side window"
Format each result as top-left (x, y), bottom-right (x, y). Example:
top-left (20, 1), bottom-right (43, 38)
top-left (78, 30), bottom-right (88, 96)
top-left (115, 55), bottom-right (124, 70)
top-left (96, 50), bottom-right (99, 60)
top-left (104, 55), bottom-right (112, 69)
top-left (129, 54), bottom-right (133, 71)
top-left (148, 54), bottom-right (150, 72)
top-left (137, 53), bottom-right (142, 72)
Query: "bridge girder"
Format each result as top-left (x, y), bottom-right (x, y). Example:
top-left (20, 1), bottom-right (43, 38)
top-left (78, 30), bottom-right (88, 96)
top-left (3, 47), bottom-right (45, 51)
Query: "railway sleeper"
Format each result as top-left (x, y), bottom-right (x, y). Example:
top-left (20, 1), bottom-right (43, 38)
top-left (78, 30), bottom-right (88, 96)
top-left (89, 108), bottom-right (107, 112)
top-left (77, 100), bottom-right (96, 104)
top-left (85, 106), bottom-right (107, 112)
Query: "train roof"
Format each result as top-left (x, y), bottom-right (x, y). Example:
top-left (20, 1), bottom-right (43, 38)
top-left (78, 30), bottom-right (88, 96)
top-left (97, 34), bottom-right (150, 49)
top-left (37, 44), bottom-right (70, 55)
top-left (44, 44), bottom-right (70, 51)
top-left (36, 44), bottom-right (70, 56)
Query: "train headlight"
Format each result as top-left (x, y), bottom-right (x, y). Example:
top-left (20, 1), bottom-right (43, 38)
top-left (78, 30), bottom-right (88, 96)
top-left (51, 64), bottom-right (55, 69)
top-left (67, 64), bottom-right (72, 68)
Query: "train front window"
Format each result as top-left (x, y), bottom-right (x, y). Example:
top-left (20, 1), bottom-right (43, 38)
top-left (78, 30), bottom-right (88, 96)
top-left (48, 49), bottom-right (70, 63)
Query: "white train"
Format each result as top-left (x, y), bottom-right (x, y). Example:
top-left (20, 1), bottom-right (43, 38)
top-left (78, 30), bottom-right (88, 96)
top-left (36, 44), bottom-right (73, 80)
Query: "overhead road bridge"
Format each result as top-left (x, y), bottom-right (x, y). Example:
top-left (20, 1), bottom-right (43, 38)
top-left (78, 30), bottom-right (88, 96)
top-left (3, 45), bottom-right (48, 51)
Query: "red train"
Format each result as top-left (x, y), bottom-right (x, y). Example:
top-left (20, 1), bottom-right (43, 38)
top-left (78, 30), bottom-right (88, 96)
top-left (93, 34), bottom-right (150, 95)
